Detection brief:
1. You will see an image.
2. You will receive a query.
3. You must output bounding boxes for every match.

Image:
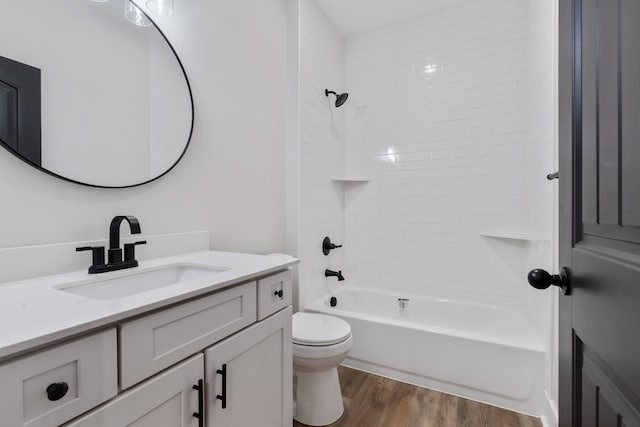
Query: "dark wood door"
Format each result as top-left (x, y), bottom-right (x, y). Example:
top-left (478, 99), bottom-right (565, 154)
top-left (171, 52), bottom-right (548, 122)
top-left (559, 0), bottom-right (640, 425)
top-left (0, 55), bottom-right (41, 166)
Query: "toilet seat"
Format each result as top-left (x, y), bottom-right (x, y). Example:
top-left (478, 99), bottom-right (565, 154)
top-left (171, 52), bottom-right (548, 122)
top-left (293, 312), bottom-right (351, 346)
top-left (293, 334), bottom-right (353, 361)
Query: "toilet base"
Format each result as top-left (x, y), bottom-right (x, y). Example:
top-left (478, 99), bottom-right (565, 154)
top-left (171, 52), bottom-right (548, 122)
top-left (294, 367), bottom-right (344, 426)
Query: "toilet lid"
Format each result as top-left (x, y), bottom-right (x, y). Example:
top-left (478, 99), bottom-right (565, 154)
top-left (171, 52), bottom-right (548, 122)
top-left (293, 312), bottom-right (351, 346)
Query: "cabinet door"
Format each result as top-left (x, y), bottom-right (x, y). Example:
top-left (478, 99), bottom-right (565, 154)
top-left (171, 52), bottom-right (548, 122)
top-left (65, 354), bottom-right (204, 427)
top-left (205, 307), bottom-right (292, 427)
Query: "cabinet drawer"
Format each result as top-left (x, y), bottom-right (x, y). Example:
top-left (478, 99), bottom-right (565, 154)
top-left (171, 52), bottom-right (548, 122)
top-left (257, 270), bottom-right (292, 320)
top-left (0, 329), bottom-right (117, 427)
top-left (120, 281), bottom-right (257, 389)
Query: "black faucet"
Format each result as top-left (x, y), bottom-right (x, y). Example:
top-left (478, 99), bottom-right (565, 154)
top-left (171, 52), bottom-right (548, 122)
top-left (325, 269), bottom-right (345, 281)
top-left (109, 215), bottom-right (141, 263)
top-left (76, 215), bottom-right (146, 274)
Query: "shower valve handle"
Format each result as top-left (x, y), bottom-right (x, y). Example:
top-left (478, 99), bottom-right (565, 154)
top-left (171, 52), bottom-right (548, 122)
top-left (322, 236), bottom-right (342, 256)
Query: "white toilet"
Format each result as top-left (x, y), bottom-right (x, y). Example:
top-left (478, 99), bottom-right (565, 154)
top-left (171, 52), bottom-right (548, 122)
top-left (292, 312), bottom-right (353, 426)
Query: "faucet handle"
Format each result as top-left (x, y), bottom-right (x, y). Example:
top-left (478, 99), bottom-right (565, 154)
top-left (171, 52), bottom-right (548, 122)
top-left (124, 241), bottom-right (147, 262)
top-left (76, 246), bottom-right (106, 271)
top-left (322, 237), bottom-right (343, 255)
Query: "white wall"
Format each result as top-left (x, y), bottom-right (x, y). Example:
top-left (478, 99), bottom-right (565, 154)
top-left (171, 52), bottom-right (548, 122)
top-left (343, 0), bottom-right (531, 307)
top-left (200, 0), bottom-right (288, 255)
top-left (524, 1), bottom-right (559, 424)
top-left (297, 0), bottom-right (346, 309)
top-left (285, 0), bottom-right (301, 311)
top-left (0, 0), bottom-right (288, 274)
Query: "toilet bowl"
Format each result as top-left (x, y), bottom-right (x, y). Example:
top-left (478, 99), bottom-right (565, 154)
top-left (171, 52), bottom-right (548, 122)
top-left (293, 312), bottom-right (352, 427)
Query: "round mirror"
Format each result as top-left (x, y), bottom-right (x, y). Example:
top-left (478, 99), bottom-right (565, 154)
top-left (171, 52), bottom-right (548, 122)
top-left (0, 0), bottom-right (193, 188)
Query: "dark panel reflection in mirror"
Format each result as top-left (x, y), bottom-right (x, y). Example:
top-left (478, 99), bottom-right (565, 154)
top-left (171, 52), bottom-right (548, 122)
top-left (0, 0), bottom-right (193, 188)
top-left (0, 56), bottom-right (41, 166)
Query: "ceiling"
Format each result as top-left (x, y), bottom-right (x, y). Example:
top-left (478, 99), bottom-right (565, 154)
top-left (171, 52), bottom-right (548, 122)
top-left (315, 0), bottom-right (470, 37)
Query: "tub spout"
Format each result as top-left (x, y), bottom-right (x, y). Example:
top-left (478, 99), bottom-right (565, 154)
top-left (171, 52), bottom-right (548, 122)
top-left (325, 269), bottom-right (345, 281)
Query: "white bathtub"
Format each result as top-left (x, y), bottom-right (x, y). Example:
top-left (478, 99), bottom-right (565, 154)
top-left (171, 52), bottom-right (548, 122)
top-left (306, 287), bottom-right (544, 416)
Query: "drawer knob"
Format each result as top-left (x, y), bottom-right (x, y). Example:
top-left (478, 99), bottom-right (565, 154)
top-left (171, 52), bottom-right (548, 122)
top-left (46, 382), bottom-right (69, 401)
top-left (274, 289), bottom-right (284, 298)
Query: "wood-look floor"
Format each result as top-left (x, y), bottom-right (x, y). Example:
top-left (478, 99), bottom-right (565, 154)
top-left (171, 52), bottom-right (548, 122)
top-left (293, 367), bottom-right (542, 427)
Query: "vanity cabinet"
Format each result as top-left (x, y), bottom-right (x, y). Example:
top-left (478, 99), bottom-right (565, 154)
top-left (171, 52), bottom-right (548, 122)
top-left (205, 306), bottom-right (292, 427)
top-left (37, 268), bottom-right (291, 427)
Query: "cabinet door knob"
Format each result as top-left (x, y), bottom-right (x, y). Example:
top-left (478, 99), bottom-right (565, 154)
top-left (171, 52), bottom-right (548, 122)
top-left (274, 289), bottom-right (284, 298)
top-left (46, 382), bottom-right (69, 401)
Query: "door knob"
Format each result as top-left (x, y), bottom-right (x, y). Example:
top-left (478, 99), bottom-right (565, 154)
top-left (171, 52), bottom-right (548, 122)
top-left (527, 267), bottom-right (571, 295)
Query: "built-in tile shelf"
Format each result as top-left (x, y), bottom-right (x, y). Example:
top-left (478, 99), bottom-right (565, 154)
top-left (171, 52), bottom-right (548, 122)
top-left (331, 176), bottom-right (371, 183)
top-left (480, 231), bottom-right (550, 242)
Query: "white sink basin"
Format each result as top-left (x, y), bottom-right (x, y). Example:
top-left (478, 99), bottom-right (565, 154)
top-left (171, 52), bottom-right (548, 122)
top-left (57, 264), bottom-right (229, 300)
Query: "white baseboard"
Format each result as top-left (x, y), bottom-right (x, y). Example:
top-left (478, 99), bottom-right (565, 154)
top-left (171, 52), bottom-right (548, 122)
top-left (0, 230), bottom-right (209, 284)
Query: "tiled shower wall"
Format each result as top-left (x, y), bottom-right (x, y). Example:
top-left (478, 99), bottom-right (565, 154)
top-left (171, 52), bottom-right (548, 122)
top-left (297, 0), bottom-right (557, 418)
top-left (343, 0), bottom-right (534, 307)
top-left (298, 0), bottom-right (346, 308)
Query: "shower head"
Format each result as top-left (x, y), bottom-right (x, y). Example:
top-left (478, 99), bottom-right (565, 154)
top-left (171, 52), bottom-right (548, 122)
top-left (325, 89), bottom-right (349, 107)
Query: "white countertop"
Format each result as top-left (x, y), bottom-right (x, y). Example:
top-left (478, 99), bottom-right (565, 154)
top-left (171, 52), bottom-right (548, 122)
top-left (0, 251), bottom-right (299, 363)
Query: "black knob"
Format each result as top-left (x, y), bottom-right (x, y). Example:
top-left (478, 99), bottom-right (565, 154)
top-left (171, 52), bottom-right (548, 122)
top-left (274, 289), bottom-right (284, 298)
top-left (527, 267), bottom-right (571, 295)
top-left (46, 382), bottom-right (69, 401)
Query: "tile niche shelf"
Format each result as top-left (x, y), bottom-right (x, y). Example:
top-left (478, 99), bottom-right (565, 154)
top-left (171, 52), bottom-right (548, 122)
top-left (331, 176), bottom-right (371, 183)
top-left (480, 230), bottom-right (550, 242)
